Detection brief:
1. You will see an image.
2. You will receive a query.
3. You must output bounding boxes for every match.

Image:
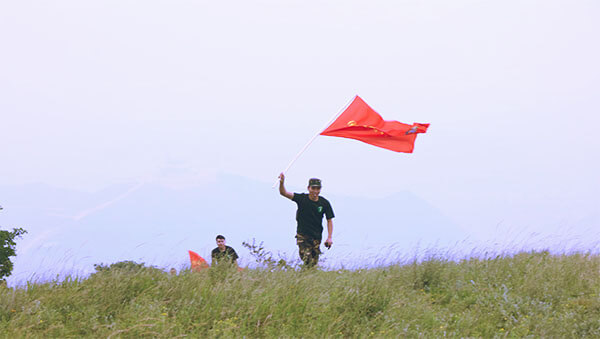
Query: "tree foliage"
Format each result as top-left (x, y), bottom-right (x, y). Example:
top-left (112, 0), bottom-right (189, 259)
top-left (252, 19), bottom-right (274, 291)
top-left (0, 227), bottom-right (27, 281)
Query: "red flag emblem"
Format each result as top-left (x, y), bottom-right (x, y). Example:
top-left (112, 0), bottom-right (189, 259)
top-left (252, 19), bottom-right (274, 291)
top-left (188, 250), bottom-right (210, 272)
top-left (320, 96), bottom-right (429, 153)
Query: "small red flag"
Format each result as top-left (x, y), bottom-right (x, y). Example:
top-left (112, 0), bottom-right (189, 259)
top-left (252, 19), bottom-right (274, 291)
top-left (320, 96), bottom-right (429, 153)
top-left (188, 250), bottom-right (210, 272)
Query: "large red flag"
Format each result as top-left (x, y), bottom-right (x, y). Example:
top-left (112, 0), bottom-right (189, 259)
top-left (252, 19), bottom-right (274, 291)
top-left (188, 250), bottom-right (210, 272)
top-left (320, 96), bottom-right (429, 153)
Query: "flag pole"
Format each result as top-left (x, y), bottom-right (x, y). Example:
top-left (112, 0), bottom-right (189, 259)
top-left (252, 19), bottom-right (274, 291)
top-left (272, 95), bottom-right (357, 188)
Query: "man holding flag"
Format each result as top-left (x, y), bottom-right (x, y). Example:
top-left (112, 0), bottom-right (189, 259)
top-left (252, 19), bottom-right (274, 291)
top-left (279, 173), bottom-right (335, 267)
top-left (275, 95), bottom-right (428, 266)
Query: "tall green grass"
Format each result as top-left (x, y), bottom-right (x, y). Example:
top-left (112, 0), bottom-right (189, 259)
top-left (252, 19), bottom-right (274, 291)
top-left (1, 251), bottom-right (599, 337)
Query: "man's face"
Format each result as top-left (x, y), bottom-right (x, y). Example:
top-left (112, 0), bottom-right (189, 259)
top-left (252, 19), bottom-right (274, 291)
top-left (216, 238), bottom-right (226, 250)
top-left (308, 185), bottom-right (321, 199)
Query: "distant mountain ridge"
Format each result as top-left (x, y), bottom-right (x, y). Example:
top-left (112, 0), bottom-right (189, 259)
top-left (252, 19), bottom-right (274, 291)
top-left (1, 173), bottom-right (466, 286)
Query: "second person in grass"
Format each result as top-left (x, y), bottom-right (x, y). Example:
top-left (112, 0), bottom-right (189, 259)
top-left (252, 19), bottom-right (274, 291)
top-left (211, 234), bottom-right (239, 268)
top-left (278, 173), bottom-right (335, 267)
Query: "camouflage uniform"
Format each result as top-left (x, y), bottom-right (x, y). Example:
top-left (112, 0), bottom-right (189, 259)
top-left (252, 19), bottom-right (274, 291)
top-left (295, 233), bottom-right (321, 267)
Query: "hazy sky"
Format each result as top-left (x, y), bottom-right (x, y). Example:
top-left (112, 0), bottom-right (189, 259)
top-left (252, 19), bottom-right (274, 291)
top-left (1, 1), bottom-right (599, 241)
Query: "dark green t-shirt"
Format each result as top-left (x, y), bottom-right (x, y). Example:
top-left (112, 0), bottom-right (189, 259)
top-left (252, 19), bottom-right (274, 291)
top-left (211, 246), bottom-right (239, 265)
top-left (292, 193), bottom-right (335, 240)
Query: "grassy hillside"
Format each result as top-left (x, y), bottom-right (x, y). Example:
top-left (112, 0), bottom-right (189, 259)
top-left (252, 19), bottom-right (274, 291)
top-left (1, 251), bottom-right (599, 337)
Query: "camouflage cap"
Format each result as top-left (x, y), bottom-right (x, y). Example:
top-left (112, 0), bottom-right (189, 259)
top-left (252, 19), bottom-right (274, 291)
top-left (308, 178), bottom-right (322, 187)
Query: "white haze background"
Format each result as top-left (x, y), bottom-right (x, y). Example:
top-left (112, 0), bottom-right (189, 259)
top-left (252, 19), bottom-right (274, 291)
top-left (1, 1), bottom-right (599, 286)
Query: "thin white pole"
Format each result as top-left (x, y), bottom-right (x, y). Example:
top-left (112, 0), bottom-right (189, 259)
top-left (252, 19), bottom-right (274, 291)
top-left (272, 95), bottom-right (357, 188)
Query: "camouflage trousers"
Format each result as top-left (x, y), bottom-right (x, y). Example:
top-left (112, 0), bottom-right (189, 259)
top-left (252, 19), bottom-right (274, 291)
top-left (295, 234), bottom-right (321, 267)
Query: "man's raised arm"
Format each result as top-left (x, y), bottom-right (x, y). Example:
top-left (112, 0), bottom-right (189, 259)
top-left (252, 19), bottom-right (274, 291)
top-left (278, 173), bottom-right (294, 200)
